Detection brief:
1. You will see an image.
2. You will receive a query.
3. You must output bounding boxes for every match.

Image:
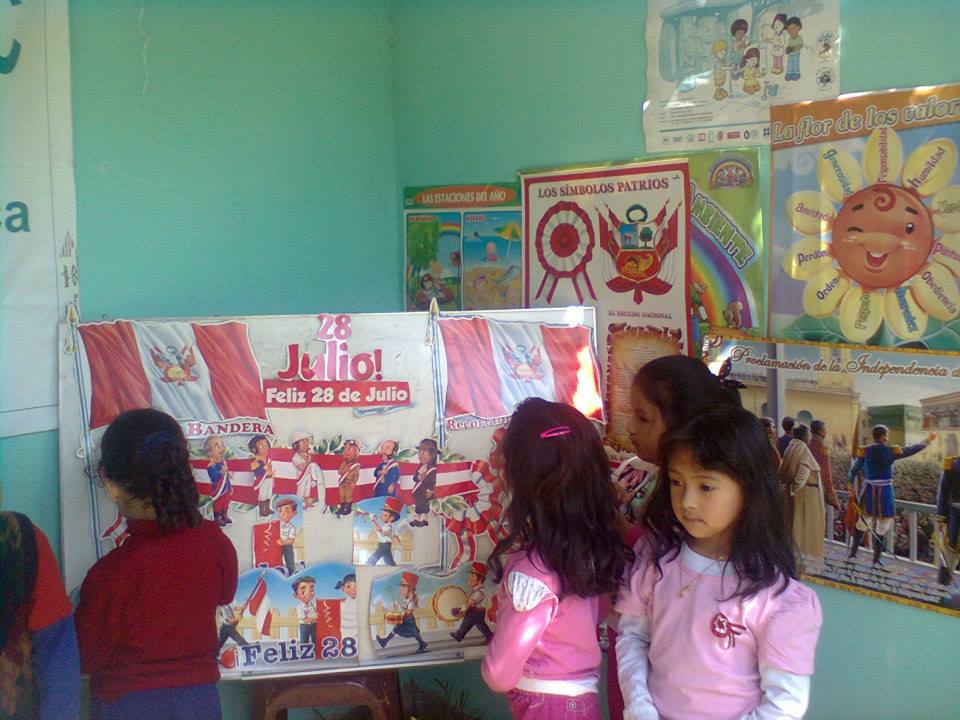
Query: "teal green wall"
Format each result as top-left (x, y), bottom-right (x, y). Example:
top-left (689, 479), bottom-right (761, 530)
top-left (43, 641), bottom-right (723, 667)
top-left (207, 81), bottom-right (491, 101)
top-left (1, 1), bottom-right (957, 719)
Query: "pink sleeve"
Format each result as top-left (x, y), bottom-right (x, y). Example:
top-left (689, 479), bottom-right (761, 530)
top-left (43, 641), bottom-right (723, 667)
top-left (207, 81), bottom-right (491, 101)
top-left (481, 555), bottom-right (558, 693)
top-left (757, 581), bottom-right (823, 675)
top-left (613, 544), bottom-right (656, 619)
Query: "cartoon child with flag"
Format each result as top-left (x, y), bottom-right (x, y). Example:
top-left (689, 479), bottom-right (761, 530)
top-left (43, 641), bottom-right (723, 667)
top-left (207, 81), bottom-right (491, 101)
top-left (376, 572), bottom-right (428, 654)
top-left (373, 440), bottom-right (400, 498)
top-left (204, 435), bottom-right (232, 526)
top-left (335, 439), bottom-right (363, 517)
top-left (290, 430), bottom-right (323, 509)
top-left (249, 434), bottom-right (275, 517)
top-left (411, 439), bottom-right (439, 527)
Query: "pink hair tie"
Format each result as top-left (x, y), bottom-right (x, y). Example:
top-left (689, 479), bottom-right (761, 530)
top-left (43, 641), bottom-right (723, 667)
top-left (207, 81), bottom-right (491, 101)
top-left (540, 425), bottom-right (572, 439)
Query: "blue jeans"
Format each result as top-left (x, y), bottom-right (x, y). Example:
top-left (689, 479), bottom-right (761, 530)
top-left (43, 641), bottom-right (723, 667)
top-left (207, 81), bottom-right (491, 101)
top-left (92, 683), bottom-right (221, 720)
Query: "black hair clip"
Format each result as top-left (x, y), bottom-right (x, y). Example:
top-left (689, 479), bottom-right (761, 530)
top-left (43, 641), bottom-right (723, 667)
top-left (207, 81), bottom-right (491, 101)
top-left (138, 430), bottom-right (175, 457)
top-left (716, 358), bottom-right (746, 389)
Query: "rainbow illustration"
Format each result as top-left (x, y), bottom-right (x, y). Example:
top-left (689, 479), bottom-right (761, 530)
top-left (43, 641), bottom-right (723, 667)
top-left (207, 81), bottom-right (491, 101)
top-left (690, 222), bottom-right (759, 332)
top-left (440, 221), bottom-right (462, 237)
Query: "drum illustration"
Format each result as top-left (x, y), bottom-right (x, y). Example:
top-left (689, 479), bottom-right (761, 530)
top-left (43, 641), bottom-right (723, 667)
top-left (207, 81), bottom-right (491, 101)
top-left (431, 585), bottom-right (469, 623)
top-left (383, 609), bottom-right (404, 625)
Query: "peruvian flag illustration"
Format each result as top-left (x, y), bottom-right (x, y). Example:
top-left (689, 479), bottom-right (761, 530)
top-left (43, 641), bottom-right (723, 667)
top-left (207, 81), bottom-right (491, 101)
top-left (437, 316), bottom-right (603, 421)
top-left (76, 320), bottom-right (265, 429)
top-left (252, 521), bottom-right (284, 569)
top-left (247, 575), bottom-right (273, 637)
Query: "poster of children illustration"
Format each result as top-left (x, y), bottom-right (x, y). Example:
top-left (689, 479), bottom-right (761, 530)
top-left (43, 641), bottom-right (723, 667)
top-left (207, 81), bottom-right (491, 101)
top-left (644, 0), bottom-right (840, 151)
top-left (60, 308), bottom-right (595, 672)
top-left (704, 337), bottom-right (960, 616)
top-left (404, 183), bottom-right (521, 311)
top-left (770, 82), bottom-right (960, 350)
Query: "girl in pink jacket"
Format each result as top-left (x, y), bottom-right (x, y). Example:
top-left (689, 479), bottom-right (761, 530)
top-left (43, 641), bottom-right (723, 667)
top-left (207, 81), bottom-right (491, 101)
top-left (481, 398), bottom-right (631, 719)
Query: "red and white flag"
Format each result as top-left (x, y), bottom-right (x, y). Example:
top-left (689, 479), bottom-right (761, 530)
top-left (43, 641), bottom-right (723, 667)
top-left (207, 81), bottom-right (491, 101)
top-left (247, 575), bottom-right (273, 637)
top-left (77, 320), bottom-right (265, 428)
top-left (438, 317), bottom-right (603, 421)
top-left (268, 450), bottom-right (477, 506)
top-left (252, 521), bottom-right (284, 569)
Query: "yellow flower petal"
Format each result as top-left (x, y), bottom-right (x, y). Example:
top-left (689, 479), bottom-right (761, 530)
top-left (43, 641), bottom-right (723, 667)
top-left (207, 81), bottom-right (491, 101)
top-left (911, 262), bottom-right (960, 320)
top-left (817, 145), bottom-right (863, 203)
top-left (803, 268), bottom-right (849, 318)
top-left (930, 234), bottom-right (960, 275)
top-left (931, 186), bottom-right (960, 233)
top-left (785, 191), bottom-right (835, 236)
top-left (782, 237), bottom-right (833, 280)
top-left (862, 127), bottom-right (903, 185)
top-left (884, 285), bottom-right (928, 341)
top-left (902, 138), bottom-right (958, 197)
top-left (838, 286), bottom-right (884, 343)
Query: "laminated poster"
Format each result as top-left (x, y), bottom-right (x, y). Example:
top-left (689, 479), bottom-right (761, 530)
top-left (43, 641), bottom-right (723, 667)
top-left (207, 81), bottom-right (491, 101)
top-left (644, 0), bottom-right (840, 152)
top-left (60, 308), bottom-right (595, 673)
top-left (403, 183), bottom-right (521, 312)
top-left (705, 337), bottom-right (960, 617)
top-left (522, 160), bottom-right (691, 443)
top-left (771, 83), bottom-right (960, 351)
top-left (370, 564), bottom-right (496, 658)
top-left (688, 148), bottom-right (766, 350)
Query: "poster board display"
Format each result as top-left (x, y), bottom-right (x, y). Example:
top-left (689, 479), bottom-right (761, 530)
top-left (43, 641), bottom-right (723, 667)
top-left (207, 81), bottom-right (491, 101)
top-left (643, 0), bottom-right (840, 152)
top-left (770, 82), bottom-right (960, 350)
top-left (1, 0), bottom-right (79, 436)
top-left (59, 307), bottom-right (601, 675)
top-left (704, 336), bottom-right (960, 617)
top-left (403, 184), bottom-right (521, 312)
top-left (688, 148), bottom-right (766, 348)
top-left (521, 159), bottom-right (691, 450)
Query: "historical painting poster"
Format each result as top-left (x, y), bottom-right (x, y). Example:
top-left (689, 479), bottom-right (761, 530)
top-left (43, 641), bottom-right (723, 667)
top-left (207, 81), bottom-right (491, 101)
top-left (705, 336), bottom-right (960, 616)
top-left (522, 160), bottom-right (691, 448)
top-left (644, 0), bottom-right (840, 152)
top-left (770, 82), bottom-right (960, 350)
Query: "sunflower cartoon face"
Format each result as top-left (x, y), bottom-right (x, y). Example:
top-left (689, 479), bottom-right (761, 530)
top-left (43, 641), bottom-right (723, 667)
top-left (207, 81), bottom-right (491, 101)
top-left (831, 184), bottom-right (935, 290)
top-left (781, 129), bottom-right (960, 344)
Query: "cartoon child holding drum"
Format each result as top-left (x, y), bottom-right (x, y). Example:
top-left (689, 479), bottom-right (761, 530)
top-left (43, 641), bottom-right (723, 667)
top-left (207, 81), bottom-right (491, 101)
top-left (376, 572), bottom-right (428, 654)
top-left (449, 562), bottom-right (493, 643)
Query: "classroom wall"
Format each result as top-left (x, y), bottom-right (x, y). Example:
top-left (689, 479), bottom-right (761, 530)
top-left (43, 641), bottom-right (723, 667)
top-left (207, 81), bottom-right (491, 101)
top-left (1, 2), bottom-right (957, 719)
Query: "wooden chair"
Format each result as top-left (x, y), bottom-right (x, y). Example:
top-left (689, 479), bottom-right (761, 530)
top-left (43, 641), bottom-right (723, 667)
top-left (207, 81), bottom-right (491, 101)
top-left (251, 669), bottom-right (404, 720)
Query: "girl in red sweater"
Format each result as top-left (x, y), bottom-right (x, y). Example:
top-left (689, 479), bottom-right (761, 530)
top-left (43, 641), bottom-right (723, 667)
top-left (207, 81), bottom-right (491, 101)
top-left (76, 409), bottom-right (238, 720)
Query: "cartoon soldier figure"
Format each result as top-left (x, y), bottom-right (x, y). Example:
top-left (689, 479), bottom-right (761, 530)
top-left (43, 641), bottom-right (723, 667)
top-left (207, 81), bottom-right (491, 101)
top-left (204, 436), bottom-right (232, 526)
top-left (290, 430), bottom-right (323, 509)
top-left (373, 440), bottom-right (400, 498)
top-left (276, 498), bottom-right (298, 576)
top-left (848, 425), bottom-right (936, 569)
top-left (365, 496), bottom-right (404, 566)
top-left (411, 439), bottom-right (438, 527)
top-left (336, 440), bottom-right (363, 517)
top-left (377, 572), bottom-right (428, 654)
top-left (449, 562), bottom-right (493, 643)
top-left (249, 434), bottom-right (275, 517)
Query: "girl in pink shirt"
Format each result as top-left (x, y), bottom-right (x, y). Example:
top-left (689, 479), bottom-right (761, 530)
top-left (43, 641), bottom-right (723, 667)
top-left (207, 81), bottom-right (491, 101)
top-left (481, 398), bottom-right (631, 720)
top-left (608, 355), bottom-right (743, 719)
top-left (615, 406), bottom-right (822, 720)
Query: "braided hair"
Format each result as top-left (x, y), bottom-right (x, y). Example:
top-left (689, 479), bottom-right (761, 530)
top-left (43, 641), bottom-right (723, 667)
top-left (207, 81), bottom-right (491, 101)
top-left (99, 408), bottom-right (201, 529)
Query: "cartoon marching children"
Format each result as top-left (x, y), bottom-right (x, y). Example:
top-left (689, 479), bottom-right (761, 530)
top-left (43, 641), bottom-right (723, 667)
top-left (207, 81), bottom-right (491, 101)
top-left (249, 434), bottom-right (274, 517)
top-left (411, 439), bottom-right (439, 527)
top-left (373, 440), bottom-right (400, 498)
top-left (335, 440), bottom-right (363, 517)
top-left (449, 562), bottom-right (493, 643)
top-left (204, 435), bottom-right (232, 526)
top-left (376, 572), bottom-right (428, 654)
top-left (290, 430), bottom-right (323, 509)
top-left (276, 497), bottom-right (299, 576)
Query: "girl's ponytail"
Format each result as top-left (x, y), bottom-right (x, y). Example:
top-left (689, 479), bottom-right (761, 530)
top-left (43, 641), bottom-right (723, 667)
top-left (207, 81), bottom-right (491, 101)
top-left (100, 409), bottom-right (201, 530)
